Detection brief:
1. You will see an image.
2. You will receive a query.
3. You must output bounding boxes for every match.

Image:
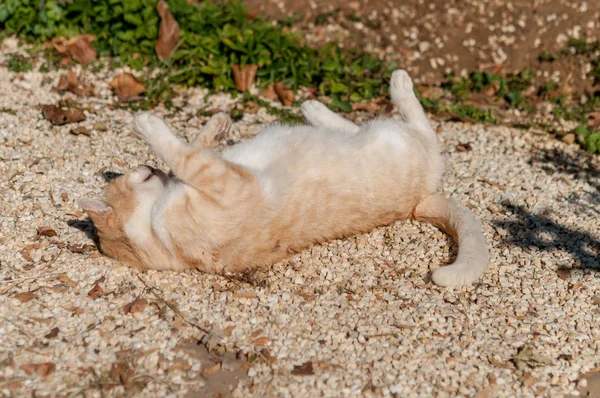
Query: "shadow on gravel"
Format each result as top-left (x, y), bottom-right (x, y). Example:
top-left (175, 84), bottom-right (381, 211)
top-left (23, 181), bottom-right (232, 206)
top-left (493, 204), bottom-right (599, 273)
top-left (67, 219), bottom-right (101, 250)
top-left (529, 147), bottom-right (600, 217)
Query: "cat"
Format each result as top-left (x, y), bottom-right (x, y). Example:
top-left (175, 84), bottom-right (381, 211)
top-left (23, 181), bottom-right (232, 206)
top-left (79, 70), bottom-right (489, 287)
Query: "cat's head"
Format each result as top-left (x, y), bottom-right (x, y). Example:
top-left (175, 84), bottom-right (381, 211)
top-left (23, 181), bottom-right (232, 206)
top-left (78, 165), bottom-right (168, 268)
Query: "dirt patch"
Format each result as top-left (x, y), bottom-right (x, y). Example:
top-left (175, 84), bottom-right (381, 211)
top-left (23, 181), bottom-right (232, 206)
top-left (245, 0), bottom-right (600, 93)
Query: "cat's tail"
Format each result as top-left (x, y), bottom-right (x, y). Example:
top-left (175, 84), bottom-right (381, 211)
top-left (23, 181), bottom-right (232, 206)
top-left (413, 194), bottom-right (489, 286)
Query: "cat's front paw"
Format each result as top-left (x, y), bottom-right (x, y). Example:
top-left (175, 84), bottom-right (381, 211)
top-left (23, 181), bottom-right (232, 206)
top-left (209, 112), bottom-right (232, 142)
top-left (390, 69), bottom-right (415, 99)
top-left (133, 112), bottom-right (168, 142)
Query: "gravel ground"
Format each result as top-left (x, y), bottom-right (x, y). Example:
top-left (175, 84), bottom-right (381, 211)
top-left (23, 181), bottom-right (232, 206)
top-left (1, 42), bottom-right (599, 397)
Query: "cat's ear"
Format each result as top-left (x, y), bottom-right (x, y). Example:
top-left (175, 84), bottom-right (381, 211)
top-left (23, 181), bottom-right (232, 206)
top-left (79, 199), bottom-right (112, 222)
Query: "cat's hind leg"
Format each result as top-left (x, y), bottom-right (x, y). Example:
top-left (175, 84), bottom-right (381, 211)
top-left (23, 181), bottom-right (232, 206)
top-left (301, 100), bottom-right (360, 133)
top-left (192, 112), bottom-right (231, 149)
top-left (390, 70), bottom-right (435, 138)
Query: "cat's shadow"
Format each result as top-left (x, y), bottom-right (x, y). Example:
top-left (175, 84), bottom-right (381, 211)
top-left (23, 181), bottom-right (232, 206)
top-left (67, 218), bottom-right (101, 251)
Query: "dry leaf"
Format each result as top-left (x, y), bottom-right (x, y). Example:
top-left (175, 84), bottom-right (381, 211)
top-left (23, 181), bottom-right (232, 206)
top-left (261, 85), bottom-right (279, 100)
top-left (123, 298), bottom-right (148, 314)
top-left (274, 82), bottom-right (294, 106)
top-left (233, 290), bottom-right (257, 298)
top-left (45, 327), bottom-right (59, 339)
top-left (14, 292), bottom-right (36, 303)
top-left (70, 126), bottom-right (90, 137)
top-left (291, 361), bottom-right (314, 376)
top-left (244, 101), bottom-right (260, 113)
top-left (251, 336), bottom-right (271, 347)
top-left (56, 70), bottom-right (95, 97)
top-left (63, 304), bottom-right (84, 315)
top-left (511, 346), bottom-right (552, 370)
top-left (488, 356), bottom-right (512, 369)
top-left (110, 73), bottom-right (146, 102)
top-left (30, 317), bottom-right (52, 324)
top-left (110, 362), bottom-right (135, 387)
top-left (588, 112), bottom-right (600, 128)
top-left (456, 142), bottom-right (473, 152)
top-left (20, 362), bottom-right (56, 379)
top-left (87, 276), bottom-right (106, 299)
top-left (561, 134), bottom-right (575, 144)
top-left (262, 350), bottom-right (277, 363)
top-left (232, 64), bottom-right (258, 92)
top-left (202, 363), bottom-right (221, 376)
top-left (155, 0), bottom-right (180, 61)
top-left (169, 362), bottom-right (192, 372)
top-left (521, 372), bottom-right (539, 388)
top-left (41, 105), bottom-right (86, 125)
top-left (67, 243), bottom-right (97, 254)
top-left (557, 268), bottom-right (571, 280)
top-left (65, 209), bottom-right (83, 217)
top-left (66, 35), bottom-right (97, 64)
top-left (37, 226), bottom-right (57, 237)
top-left (224, 325), bottom-right (235, 337)
top-left (250, 329), bottom-right (264, 338)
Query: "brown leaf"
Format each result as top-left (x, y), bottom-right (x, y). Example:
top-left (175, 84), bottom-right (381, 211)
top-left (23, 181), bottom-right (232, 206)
top-left (274, 82), bottom-right (294, 106)
top-left (521, 372), bottom-right (539, 388)
top-left (488, 356), bottom-right (512, 369)
top-left (123, 298), bottom-right (148, 314)
top-left (20, 363), bottom-right (56, 379)
top-left (291, 361), bottom-right (314, 376)
top-left (224, 325), bottom-right (235, 337)
top-left (110, 362), bottom-right (135, 386)
top-left (63, 304), bottom-right (84, 315)
top-left (456, 142), bottom-right (473, 152)
top-left (30, 317), bottom-right (52, 324)
top-left (110, 73), bottom-right (146, 102)
top-left (169, 362), bottom-right (192, 372)
top-left (202, 363), bottom-right (221, 376)
top-left (588, 112), bottom-right (600, 128)
top-left (87, 276), bottom-right (106, 299)
top-left (232, 64), bottom-right (258, 92)
top-left (262, 350), bottom-right (277, 363)
top-left (251, 336), bottom-right (271, 347)
top-left (14, 292), bottom-right (36, 303)
top-left (41, 105), bottom-right (85, 125)
top-left (561, 134), bottom-right (575, 145)
top-left (244, 101), bottom-right (260, 114)
top-left (261, 85), bottom-right (279, 100)
top-left (66, 35), bottom-right (97, 65)
top-left (233, 290), bottom-right (257, 299)
top-left (67, 243), bottom-right (97, 254)
top-left (155, 0), bottom-right (180, 61)
top-left (70, 126), bottom-right (90, 137)
top-left (557, 268), bottom-right (571, 280)
top-left (45, 327), bottom-right (59, 339)
top-left (37, 226), bottom-right (57, 238)
top-left (56, 70), bottom-right (95, 97)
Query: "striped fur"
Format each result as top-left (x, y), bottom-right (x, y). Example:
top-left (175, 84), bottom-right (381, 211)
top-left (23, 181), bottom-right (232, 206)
top-left (79, 70), bottom-right (489, 286)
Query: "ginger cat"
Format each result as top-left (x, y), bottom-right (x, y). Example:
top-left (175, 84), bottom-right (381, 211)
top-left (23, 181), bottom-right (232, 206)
top-left (79, 70), bottom-right (489, 286)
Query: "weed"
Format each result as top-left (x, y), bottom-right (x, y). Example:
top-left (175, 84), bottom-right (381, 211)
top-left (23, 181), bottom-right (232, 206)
top-left (6, 53), bottom-right (33, 73)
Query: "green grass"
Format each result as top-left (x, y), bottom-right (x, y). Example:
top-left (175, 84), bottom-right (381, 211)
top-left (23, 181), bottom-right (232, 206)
top-left (0, 0), bottom-right (396, 108)
top-left (6, 52), bottom-right (32, 73)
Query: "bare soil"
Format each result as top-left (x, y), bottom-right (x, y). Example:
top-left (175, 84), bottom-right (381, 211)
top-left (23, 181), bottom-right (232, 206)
top-left (245, 0), bottom-right (600, 95)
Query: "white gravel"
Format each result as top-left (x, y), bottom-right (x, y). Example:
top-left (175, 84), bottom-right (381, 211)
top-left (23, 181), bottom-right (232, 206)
top-left (0, 43), bottom-right (599, 397)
